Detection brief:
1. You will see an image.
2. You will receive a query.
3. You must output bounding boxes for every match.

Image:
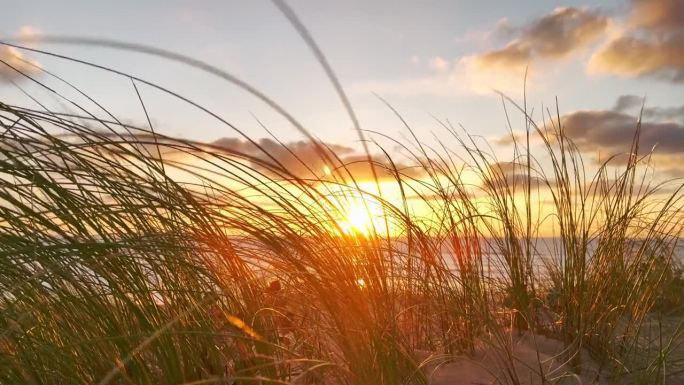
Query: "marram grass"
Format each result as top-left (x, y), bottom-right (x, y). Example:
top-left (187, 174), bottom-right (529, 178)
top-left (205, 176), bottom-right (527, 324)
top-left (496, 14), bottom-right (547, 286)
top-left (1, 43), bottom-right (684, 385)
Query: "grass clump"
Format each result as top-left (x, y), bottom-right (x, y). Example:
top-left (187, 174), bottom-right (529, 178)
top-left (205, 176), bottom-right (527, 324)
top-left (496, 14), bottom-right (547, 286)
top-left (1, 33), bottom-right (684, 385)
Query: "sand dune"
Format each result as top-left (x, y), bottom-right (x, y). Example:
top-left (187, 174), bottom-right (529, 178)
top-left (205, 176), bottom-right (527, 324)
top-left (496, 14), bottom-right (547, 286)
top-left (418, 333), bottom-right (602, 385)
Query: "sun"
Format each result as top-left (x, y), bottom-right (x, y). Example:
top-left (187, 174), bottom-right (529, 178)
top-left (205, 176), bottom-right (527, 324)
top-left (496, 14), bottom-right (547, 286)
top-left (336, 199), bottom-right (387, 237)
top-left (319, 179), bottom-right (392, 237)
top-left (341, 204), bottom-right (373, 235)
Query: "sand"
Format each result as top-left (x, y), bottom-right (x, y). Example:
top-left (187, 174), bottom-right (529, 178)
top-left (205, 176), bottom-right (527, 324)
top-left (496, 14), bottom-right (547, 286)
top-left (417, 333), bottom-right (602, 385)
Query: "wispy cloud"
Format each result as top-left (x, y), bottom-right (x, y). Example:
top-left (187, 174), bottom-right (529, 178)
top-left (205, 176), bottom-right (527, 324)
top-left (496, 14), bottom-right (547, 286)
top-left (428, 56), bottom-right (450, 72)
top-left (352, 54), bottom-right (531, 97)
top-left (353, 7), bottom-right (609, 97)
top-left (0, 46), bottom-right (41, 83)
top-left (0, 26), bottom-right (42, 83)
top-left (453, 17), bottom-right (518, 46)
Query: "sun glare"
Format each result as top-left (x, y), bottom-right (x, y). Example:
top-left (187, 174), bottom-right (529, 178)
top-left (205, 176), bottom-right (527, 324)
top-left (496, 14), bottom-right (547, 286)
top-left (317, 178), bottom-right (391, 237)
top-left (340, 204), bottom-right (374, 236)
top-left (332, 195), bottom-right (388, 237)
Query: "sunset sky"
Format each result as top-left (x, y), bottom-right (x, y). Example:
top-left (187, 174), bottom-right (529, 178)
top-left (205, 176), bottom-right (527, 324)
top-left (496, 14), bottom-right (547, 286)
top-left (1, 0), bottom-right (683, 178)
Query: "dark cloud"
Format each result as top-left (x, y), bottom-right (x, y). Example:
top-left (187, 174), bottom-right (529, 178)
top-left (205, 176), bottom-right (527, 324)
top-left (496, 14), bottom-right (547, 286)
top-left (644, 105), bottom-right (684, 122)
top-left (590, 0), bottom-right (684, 82)
top-left (483, 161), bottom-right (549, 190)
top-left (211, 137), bottom-right (424, 181)
top-left (27, 131), bottom-right (425, 182)
top-left (492, 96), bottom-right (684, 171)
top-left (475, 7), bottom-right (609, 69)
top-left (612, 95), bottom-right (684, 122)
top-left (612, 95), bottom-right (644, 113)
top-left (561, 109), bottom-right (684, 155)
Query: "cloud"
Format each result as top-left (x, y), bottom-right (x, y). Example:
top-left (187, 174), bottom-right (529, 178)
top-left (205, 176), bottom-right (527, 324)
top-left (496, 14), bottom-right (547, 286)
top-left (560, 108), bottom-right (684, 156)
top-left (17, 25), bottom-right (41, 41)
top-left (351, 54), bottom-right (531, 97)
top-left (475, 7), bottom-right (609, 70)
top-left (0, 46), bottom-right (41, 83)
top-left (210, 137), bottom-right (424, 181)
top-left (491, 96), bottom-right (684, 173)
top-left (453, 17), bottom-right (518, 46)
top-left (490, 92), bottom-right (684, 152)
top-left (612, 94), bottom-right (684, 121)
top-left (428, 56), bottom-right (450, 72)
top-left (631, 0), bottom-right (684, 32)
top-left (589, 35), bottom-right (684, 82)
top-left (562, 106), bottom-right (684, 176)
top-left (493, 17), bottom-right (518, 37)
top-left (482, 161), bottom-right (549, 190)
top-left (0, 26), bottom-right (45, 83)
top-left (355, 7), bottom-right (609, 98)
top-left (49, 132), bottom-right (424, 182)
top-left (612, 94), bottom-right (643, 112)
top-left (589, 0), bottom-right (684, 82)
top-left (475, 42), bottom-right (531, 70)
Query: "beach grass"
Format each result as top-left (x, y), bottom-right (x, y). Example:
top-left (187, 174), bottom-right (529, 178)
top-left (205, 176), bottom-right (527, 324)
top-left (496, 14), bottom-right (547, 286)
top-left (1, 19), bottom-right (684, 385)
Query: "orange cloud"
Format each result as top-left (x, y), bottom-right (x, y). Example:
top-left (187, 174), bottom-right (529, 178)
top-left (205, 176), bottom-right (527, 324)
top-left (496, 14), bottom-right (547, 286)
top-left (590, 35), bottom-right (684, 82)
top-left (589, 0), bottom-right (684, 82)
top-left (631, 0), bottom-right (684, 32)
top-left (475, 7), bottom-right (609, 70)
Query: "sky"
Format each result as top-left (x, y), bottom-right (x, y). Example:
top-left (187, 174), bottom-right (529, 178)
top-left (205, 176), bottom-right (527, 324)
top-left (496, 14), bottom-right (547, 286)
top-left (1, 0), bottom-right (683, 177)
